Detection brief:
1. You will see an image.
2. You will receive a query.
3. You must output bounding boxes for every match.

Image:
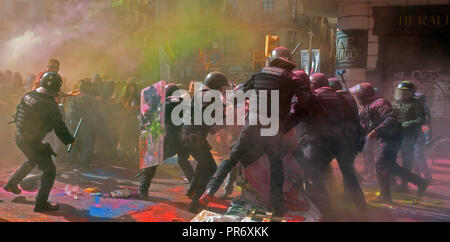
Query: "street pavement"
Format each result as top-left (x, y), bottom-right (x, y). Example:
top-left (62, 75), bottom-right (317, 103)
top-left (0, 154), bottom-right (449, 222)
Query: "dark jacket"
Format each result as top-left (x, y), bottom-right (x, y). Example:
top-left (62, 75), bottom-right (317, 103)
top-left (242, 66), bottom-right (296, 122)
top-left (393, 98), bottom-right (426, 139)
top-left (360, 97), bottom-right (402, 142)
top-left (15, 91), bottom-right (74, 145)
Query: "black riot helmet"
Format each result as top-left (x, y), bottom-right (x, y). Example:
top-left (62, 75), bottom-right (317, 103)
top-left (396, 81), bottom-right (415, 91)
top-left (165, 83), bottom-right (180, 97)
top-left (203, 71), bottom-right (229, 90)
top-left (394, 81), bottom-right (415, 101)
top-left (350, 83), bottom-right (376, 106)
top-left (268, 47), bottom-right (297, 70)
top-left (310, 73), bottom-right (329, 89)
top-left (37, 72), bottom-right (62, 96)
top-left (292, 70), bottom-right (311, 90)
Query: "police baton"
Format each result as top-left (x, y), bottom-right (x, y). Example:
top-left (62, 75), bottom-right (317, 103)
top-left (67, 117), bottom-right (83, 153)
top-left (136, 170), bottom-right (145, 178)
top-left (291, 42), bottom-right (303, 57)
top-left (337, 69), bottom-right (349, 91)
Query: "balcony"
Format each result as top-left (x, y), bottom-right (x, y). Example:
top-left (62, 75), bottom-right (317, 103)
top-left (224, 11), bottom-right (313, 27)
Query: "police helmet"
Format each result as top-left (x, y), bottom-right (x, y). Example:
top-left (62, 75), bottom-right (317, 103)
top-left (38, 72), bottom-right (62, 96)
top-left (165, 83), bottom-right (180, 97)
top-left (203, 72), bottom-right (229, 90)
top-left (268, 47), bottom-right (297, 70)
top-left (350, 83), bottom-right (376, 105)
top-left (395, 81), bottom-right (415, 101)
top-left (292, 70), bottom-right (311, 90)
top-left (310, 73), bottom-right (329, 89)
top-left (396, 81), bottom-right (415, 91)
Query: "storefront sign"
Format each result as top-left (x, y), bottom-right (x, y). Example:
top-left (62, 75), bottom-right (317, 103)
top-left (335, 30), bottom-right (368, 69)
top-left (373, 5), bottom-right (450, 34)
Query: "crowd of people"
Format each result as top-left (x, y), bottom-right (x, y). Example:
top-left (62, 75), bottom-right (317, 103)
top-left (1, 49), bottom-right (435, 219)
top-left (0, 70), bottom-right (36, 161)
top-left (0, 60), bottom-right (158, 170)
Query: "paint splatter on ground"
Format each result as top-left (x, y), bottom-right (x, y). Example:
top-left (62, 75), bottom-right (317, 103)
top-left (0, 156), bottom-right (449, 221)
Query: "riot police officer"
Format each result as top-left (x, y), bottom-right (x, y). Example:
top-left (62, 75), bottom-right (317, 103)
top-left (350, 83), bottom-right (429, 203)
top-left (182, 72), bottom-right (229, 213)
top-left (289, 72), bottom-right (366, 218)
top-left (392, 81), bottom-right (427, 192)
top-left (138, 83), bottom-right (195, 200)
top-left (199, 47), bottom-right (308, 216)
top-left (3, 72), bottom-right (75, 212)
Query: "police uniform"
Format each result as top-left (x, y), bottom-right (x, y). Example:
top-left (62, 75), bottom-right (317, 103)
top-left (138, 94), bottom-right (194, 200)
top-left (182, 86), bottom-right (224, 212)
top-left (356, 86), bottom-right (428, 202)
top-left (289, 83), bottom-right (366, 217)
top-left (4, 72), bottom-right (74, 211)
top-left (203, 66), bottom-right (301, 215)
top-left (392, 93), bottom-right (426, 190)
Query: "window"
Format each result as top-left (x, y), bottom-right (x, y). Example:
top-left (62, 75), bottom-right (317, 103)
top-left (287, 31), bottom-right (298, 50)
top-left (224, 32), bottom-right (239, 57)
top-left (262, 0), bottom-right (274, 17)
top-left (226, 0), bottom-right (237, 12)
top-left (225, 0), bottom-right (238, 17)
top-left (288, 0), bottom-right (297, 19)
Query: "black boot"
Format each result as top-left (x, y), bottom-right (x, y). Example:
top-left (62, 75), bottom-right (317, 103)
top-left (3, 183), bottom-right (22, 195)
top-left (188, 200), bottom-right (204, 214)
top-left (185, 185), bottom-right (194, 199)
top-left (394, 181), bottom-right (408, 193)
top-left (138, 192), bottom-right (148, 201)
top-left (417, 179), bottom-right (430, 198)
top-left (377, 172), bottom-right (393, 204)
top-left (4, 161), bottom-right (36, 194)
top-left (138, 167), bottom-right (156, 200)
top-left (34, 202), bottom-right (59, 212)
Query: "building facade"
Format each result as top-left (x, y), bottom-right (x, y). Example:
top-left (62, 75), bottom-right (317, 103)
top-left (335, 0), bottom-right (450, 136)
top-left (153, 0), bottom-right (335, 86)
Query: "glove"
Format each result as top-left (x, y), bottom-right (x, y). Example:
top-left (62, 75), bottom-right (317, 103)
top-left (402, 121), bottom-right (410, 128)
top-left (402, 121), bottom-right (419, 129)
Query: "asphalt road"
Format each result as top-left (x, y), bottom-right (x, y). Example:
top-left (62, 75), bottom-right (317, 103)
top-left (0, 155), bottom-right (449, 222)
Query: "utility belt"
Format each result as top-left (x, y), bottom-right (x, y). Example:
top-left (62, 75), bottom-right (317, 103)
top-left (15, 132), bottom-right (42, 143)
top-left (15, 135), bottom-right (57, 158)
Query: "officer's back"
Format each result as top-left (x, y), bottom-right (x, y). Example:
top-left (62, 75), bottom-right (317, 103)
top-left (309, 73), bottom-right (347, 137)
top-left (15, 73), bottom-right (73, 145)
top-left (243, 47), bottom-right (297, 122)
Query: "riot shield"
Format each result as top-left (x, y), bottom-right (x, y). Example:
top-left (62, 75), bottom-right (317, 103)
top-left (139, 81), bottom-right (166, 169)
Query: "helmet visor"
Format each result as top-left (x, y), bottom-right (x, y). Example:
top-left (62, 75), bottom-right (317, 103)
top-left (394, 89), bottom-right (413, 101)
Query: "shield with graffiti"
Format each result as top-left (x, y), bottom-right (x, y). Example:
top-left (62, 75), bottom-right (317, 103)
top-left (139, 81), bottom-right (166, 169)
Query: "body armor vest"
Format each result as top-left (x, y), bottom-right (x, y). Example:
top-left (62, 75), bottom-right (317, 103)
top-left (252, 66), bottom-right (295, 121)
top-left (15, 91), bottom-right (56, 141)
